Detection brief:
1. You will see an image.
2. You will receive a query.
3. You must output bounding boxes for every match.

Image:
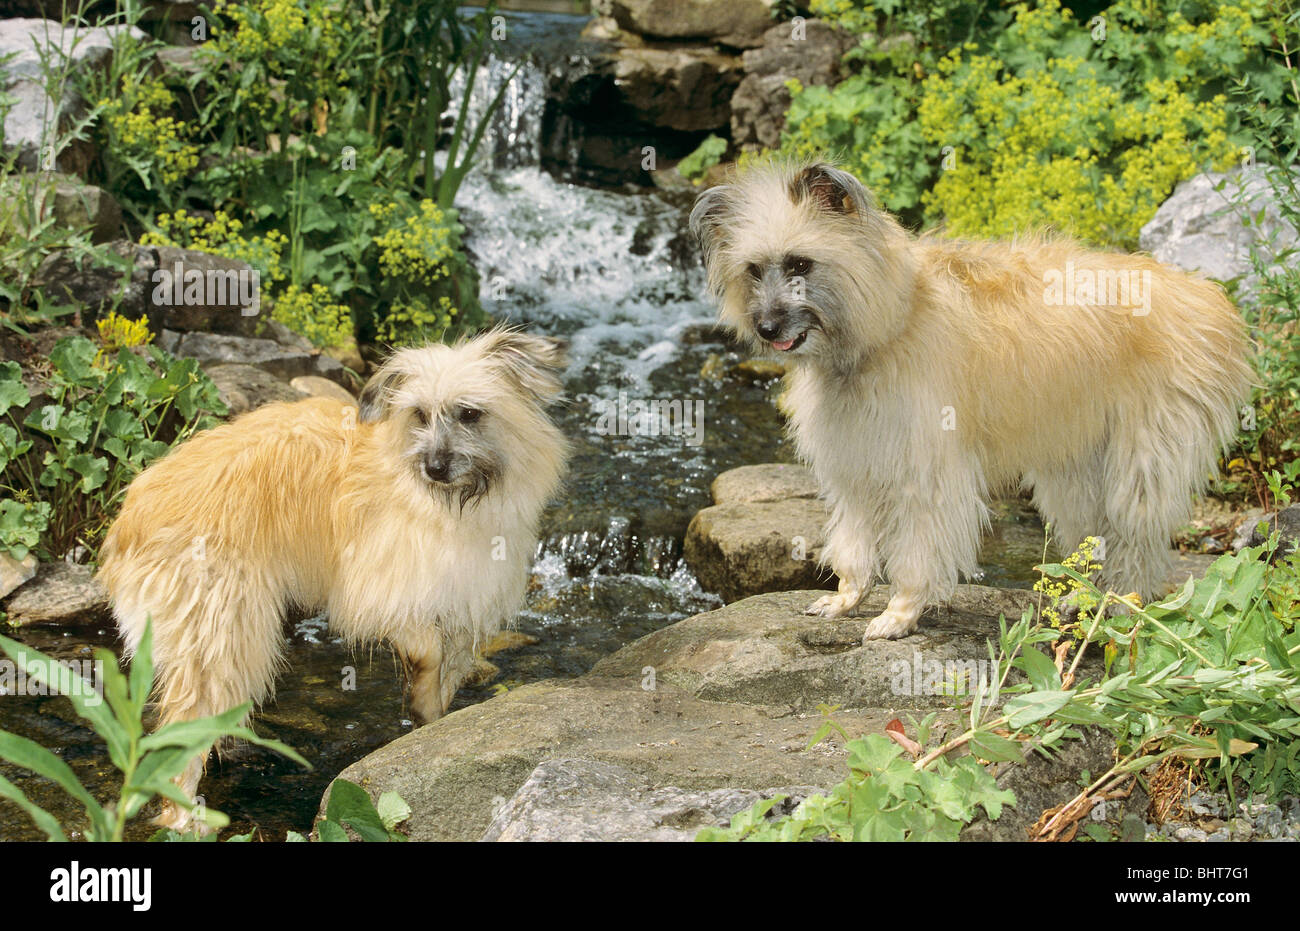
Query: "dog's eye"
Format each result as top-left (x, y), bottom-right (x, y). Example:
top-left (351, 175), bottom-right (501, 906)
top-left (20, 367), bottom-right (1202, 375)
top-left (784, 255), bottom-right (812, 277)
top-left (457, 406), bottom-right (483, 424)
top-left (412, 408), bottom-right (429, 426)
top-left (746, 263), bottom-right (762, 280)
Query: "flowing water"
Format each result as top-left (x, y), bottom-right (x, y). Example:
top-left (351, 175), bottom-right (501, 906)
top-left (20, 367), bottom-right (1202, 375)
top-left (0, 10), bottom-right (1048, 840)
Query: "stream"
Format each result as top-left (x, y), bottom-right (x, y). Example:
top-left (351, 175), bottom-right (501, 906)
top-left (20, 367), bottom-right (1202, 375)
top-left (0, 10), bottom-right (1050, 841)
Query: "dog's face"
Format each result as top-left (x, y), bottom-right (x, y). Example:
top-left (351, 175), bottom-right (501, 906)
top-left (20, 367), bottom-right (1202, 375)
top-left (690, 161), bottom-right (911, 366)
top-left (358, 329), bottom-right (566, 509)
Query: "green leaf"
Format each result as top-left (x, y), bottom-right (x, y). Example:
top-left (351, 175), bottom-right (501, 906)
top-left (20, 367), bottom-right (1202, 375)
top-left (376, 791), bottom-right (411, 832)
top-left (1014, 646), bottom-right (1062, 691)
top-left (0, 633), bottom-right (130, 770)
top-left (969, 732), bottom-right (1025, 764)
top-left (324, 778), bottom-right (389, 842)
top-left (0, 772), bottom-right (66, 841)
top-left (0, 364), bottom-right (30, 416)
top-left (1004, 690), bottom-right (1074, 729)
top-left (0, 731), bottom-right (106, 833)
top-left (316, 819), bottom-right (349, 843)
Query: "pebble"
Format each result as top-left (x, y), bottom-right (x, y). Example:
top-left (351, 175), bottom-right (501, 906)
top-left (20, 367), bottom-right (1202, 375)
top-left (1148, 791), bottom-right (1300, 842)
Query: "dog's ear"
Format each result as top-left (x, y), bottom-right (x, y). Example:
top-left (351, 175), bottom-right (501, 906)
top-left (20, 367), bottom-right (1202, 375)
top-left (480, 328), bottom-right (567, 403)
top-left (689, 184), bottom-right (734, 265)
top-left (357, 361), bottom-right (405, 423)
top-left (791, 163), bottom-right (872, 218)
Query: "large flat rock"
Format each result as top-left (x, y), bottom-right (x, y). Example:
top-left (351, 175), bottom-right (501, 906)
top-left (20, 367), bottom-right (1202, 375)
top-left (592, 587), bottom-right (1037, 712)
top-left (325, 585), bottom-right (1046, 841)
top-left (326, 673), bottom-right (898, 842)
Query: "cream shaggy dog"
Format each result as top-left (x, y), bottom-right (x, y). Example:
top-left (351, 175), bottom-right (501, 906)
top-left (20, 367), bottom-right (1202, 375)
top-left (691, 160), bottom-right (1252, 642)
top-left (98, 328), bottom-right (569, 829)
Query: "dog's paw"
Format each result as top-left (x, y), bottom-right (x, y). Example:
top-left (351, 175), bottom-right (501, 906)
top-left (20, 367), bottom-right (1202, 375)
top-left (861, 608), bottom-right (919, 642)
top-left (153, 800), bottom-right (211, 837)
top-left (804, 591), bottom-right (861, 618)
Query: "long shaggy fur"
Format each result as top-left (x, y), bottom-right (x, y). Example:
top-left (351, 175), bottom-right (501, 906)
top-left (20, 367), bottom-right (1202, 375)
top-left (98, 328), bottom-right (568, 829)
top-left (692, 158), bottom-right (1252, 641)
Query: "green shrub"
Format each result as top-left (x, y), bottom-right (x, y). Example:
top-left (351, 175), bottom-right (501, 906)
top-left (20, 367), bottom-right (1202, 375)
top-left (678, 134), bottom-right (728, 182)
top-left (368, 198), bottom-right (482, 345)
top-left (782, 0), bottom-right (1284, 246)
top-left (1220, 2), bottom-right (1300, 498)
top-left (0, 333), bottom-right (226, 561)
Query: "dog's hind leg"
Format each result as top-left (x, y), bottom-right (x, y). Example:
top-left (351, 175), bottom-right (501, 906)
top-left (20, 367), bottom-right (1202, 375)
top-left (1026, 451), bottom-right (1107, 558)
top-left (1099, 416), bottom-right (1193, 601)
top-left (143, 567), bottom-right (287, 832)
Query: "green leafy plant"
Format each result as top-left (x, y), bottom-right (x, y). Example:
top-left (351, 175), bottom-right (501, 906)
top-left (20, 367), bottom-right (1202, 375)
top-left (704, 528), bottom-right (1300, 841)
top-left (782, 0), bottom-right (1283, 244)
top-left (698, 731), bottom-right (1014, 841)
top-left (677, 134), bottom-right (728, 182)
top-left (0, 333), bottom-right (226, 560)
top-left (309, 778), bottom-right (411, 842)
top-left (0, 621), bottom-right (308, 841)
top-left (1219, 0), bottom-right (1300, 498)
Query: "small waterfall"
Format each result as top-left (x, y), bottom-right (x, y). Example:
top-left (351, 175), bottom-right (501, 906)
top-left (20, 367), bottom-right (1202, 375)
top-left (440, 11), bottom-right (785, 628)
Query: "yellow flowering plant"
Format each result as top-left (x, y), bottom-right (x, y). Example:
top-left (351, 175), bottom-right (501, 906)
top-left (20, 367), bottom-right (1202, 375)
top-left (781, 0), bottom-right (1282, 247)
top-left (367, 199), bottom-right (484, 345)
top-left (91, 73), bottom-right (199, 218)
top-left (143, 211), bottom-right (354, 349)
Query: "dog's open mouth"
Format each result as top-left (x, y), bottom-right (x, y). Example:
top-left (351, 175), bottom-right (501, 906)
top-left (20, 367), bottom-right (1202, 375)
top-left (771, 330), bottom-right (809, 352)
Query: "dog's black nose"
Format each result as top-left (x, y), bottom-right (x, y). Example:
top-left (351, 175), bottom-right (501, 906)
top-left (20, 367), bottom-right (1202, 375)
top-left (756, 318), bottom-right (783, 340)
top-left (424, 456), bottom-right (451, 483)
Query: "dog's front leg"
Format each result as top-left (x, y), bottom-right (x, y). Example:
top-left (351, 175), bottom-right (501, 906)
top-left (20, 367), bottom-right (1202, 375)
top-left (804, 499), bottom-right (877, 618)
top-left (864, 468), bottom-right (985, 642)
top-left (399, 639), bottom-right (446, 725)
top-left (862, 588), bottom-right (927, 641)
top-left (805, 576), bottom-right (870, 618)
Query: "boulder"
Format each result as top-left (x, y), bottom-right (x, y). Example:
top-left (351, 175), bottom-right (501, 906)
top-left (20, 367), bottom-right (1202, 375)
top-left (203, 363), bottom-right (306, 416)
top-left (1, 562), bottom-right (110, 627)
top-left (594, 0), bottom-right (774, 49)
top-left (591, 587), bottom-right (1038, 711)
top-left (685, 462), bottom-right (833, 602)
top-left (162, 332), bottom-right (344, 385)
top-left (33, 242), bottom-right (265, 334)
top-left (289, 375), bottom-right (355, 406)
top-left (482, 758), bottom-right (814, 841)
top-left (0, 551), bottom-right (38, 600)
top-left (710, 462), bottom-right (820, 505)
top-left (0, 19), bottom-right (146, 175)
top-left (731, 19), bottom-right (853, 151)
top-left (46, 175), bottom-right (122, 243)
top-left (322, 585), bottom-right (1084, 841)
top-left (1139, 166), bottom-right (1299, 306)
top-left (1247, 504), bottom-right (1300, 560)
top-left (0, 173), bottom-right (122, 244)
top-left (325, 671), bottom-right (898, 842)
top-left (684, 498), bottom-right (834, 601)
top-left (609, 46), bottom-right (743, 133)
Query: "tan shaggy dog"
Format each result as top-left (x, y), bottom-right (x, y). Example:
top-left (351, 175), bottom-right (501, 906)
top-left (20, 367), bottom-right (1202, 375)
top-left (691, 160), bottom-right (1252, 642)
top-left (98, 328), bottom-right (569, 830)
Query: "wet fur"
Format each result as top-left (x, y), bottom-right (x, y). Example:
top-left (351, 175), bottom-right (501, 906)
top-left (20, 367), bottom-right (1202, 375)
top-left (98, 329), bottom-right (569, 830)
top-left (692, 159), bottom-right (1253, 641)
